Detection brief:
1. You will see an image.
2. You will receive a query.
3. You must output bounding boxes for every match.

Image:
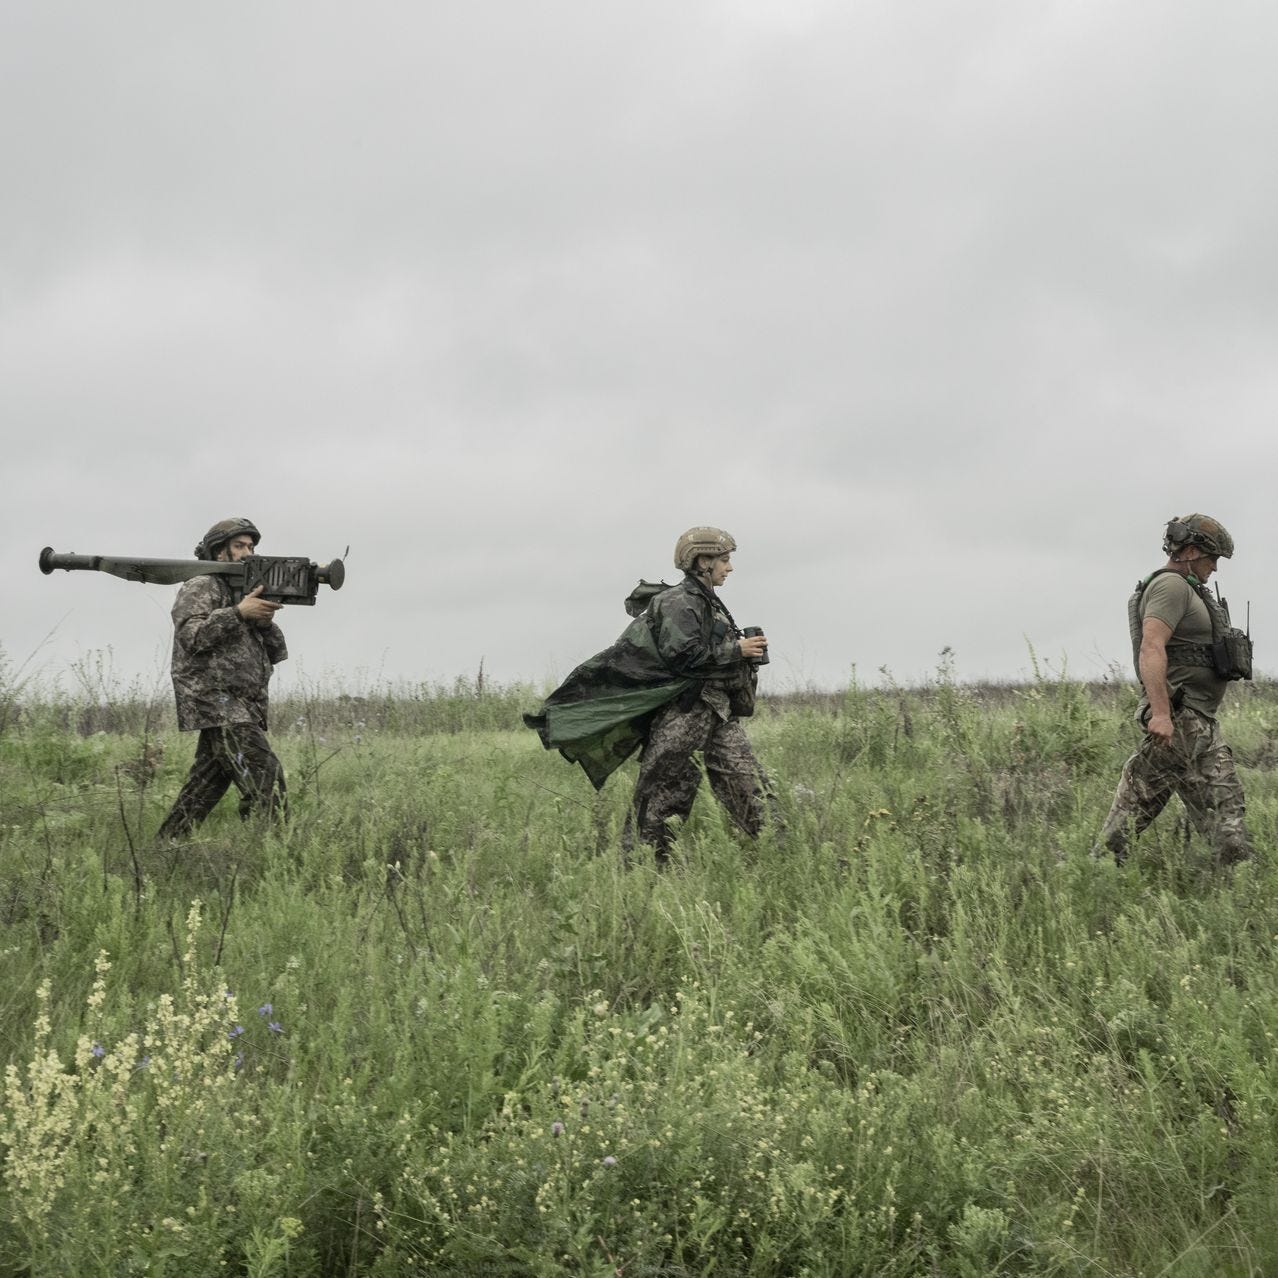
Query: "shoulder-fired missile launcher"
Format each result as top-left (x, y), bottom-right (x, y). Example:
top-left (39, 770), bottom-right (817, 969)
top-left (39, 547), bottom-right (345, 605)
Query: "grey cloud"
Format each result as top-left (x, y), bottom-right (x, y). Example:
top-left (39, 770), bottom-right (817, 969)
top-left (5, 2), bottom-right (1278, 693)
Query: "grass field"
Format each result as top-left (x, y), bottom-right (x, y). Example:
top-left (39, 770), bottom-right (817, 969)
top-left (2, 658), bottom-right (1278, 1276)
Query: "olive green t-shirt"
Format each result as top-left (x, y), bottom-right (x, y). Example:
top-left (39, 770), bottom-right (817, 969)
top-left (1139, 572), bottom-right (1226, 719)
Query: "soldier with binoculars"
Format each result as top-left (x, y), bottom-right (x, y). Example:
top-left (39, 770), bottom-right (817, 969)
top-left (526, 525), bottom-right (774, 865)
top-left (621, 526), bottom-right (774, 862)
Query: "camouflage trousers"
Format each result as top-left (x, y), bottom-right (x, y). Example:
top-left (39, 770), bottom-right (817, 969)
top-left (1097, 708), bottom-right (1251, 865)
top-left (157, 724), bottom-right (287, 840)
top-left (623, 698), bottom-right (773, 863)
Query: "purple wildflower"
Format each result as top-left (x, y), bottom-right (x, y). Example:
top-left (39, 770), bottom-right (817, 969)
top-left (257, 1003), bottom-right (273, 1018)
top-left (602, 1156), bottom-right (617, 1168)
top-left (267, 1021), bottom-right (283, 1035)
top-left (229, 1025), bottom-right (245, 1040)
top-left (551, 1121), bottom-right (564, 1137)
top-left (90, 1043), bottom-right (106, 1059)
top-left (234, 1051), bottom-right (245, 1072)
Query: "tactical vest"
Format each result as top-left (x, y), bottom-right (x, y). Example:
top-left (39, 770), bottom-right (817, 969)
top-left (1127, 570), bottom-right (1253, 684)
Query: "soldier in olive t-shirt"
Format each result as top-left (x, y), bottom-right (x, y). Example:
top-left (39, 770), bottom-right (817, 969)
top-left (1136, 572), bottom-right (1226, 721)
top-left (1097, 514), bottom-right (1251, 866)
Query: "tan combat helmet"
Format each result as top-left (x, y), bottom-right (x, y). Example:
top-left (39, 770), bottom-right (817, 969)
top-left (1163, 514), bottom-right (1235, 560)
top-left (196, 517), bottom-right (262, 561)
top-left (674, 526), bottom-right (737, 572)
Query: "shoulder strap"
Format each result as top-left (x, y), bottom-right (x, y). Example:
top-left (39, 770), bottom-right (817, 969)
top-left (1189, 582), bottom-right (1229, 641)
top-left (1133, 567), bottom-right (1184, 600)
top-left (684, 573), bottom-right (743, 636)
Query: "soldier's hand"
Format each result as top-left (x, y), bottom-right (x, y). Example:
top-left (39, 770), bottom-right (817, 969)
top-left (1145, 712), bottom-right (1175, 745)
top-left (739, 633), bottom-right (768, 660)
top-left (237, 585), bottom-right (282, 624)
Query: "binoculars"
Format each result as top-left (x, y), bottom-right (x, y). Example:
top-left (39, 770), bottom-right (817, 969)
top-left (742, 625), bottom-right (770, 666)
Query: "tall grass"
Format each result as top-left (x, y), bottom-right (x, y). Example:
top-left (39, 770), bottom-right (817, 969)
top-left (2, 661), bottom-right (1277, 1275)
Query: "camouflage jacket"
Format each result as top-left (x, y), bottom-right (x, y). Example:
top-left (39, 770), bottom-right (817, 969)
top-left (525, 574), bottom-right (755, 788)
top-left (170, 575), bottom-right (288, 731)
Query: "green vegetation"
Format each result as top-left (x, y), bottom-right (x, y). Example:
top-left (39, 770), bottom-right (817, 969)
top-left (3, 658), bottom-right (1278, 1275)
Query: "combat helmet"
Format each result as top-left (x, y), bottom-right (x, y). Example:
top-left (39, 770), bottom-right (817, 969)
top-left (196, 517), bottom-right (261, 561)
top-left (1163, 513), bottom-right (1234, 560)
top-left (674, 526), bottom-right (736, 572)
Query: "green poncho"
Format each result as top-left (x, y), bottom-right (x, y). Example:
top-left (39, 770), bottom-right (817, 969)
top-left (524, 575), bottom-right (748, 789)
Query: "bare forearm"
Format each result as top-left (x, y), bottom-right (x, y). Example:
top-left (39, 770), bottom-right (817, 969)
top-left (1139, 640), bottom-right (1171, 717)
top-left (1137, 604), bottom-right (1177, 745)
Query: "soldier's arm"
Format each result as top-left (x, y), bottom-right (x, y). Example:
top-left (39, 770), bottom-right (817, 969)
top-left (172, 577), bottom-right (244, 655)
top-left (1138, 616), bottom-right (1175, 744)
top-left (652, 595), bottom-right (741, 675)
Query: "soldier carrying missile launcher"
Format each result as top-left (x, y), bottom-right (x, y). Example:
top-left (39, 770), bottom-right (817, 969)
top-left (40, 518), bottom-right (345, 839)
top-left (153, 518), bottom-right (291, 839)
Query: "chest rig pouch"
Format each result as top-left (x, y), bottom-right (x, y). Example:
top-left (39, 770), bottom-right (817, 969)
top-left (1201, 589), bottom-right (1253, 681)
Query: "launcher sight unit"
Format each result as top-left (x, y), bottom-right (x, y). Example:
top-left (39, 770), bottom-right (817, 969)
top-left (39, 547), bottom-right (346, 605)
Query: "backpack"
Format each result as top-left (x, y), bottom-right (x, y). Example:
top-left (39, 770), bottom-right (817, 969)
top-left (623, 579), bottom-right (674, 618)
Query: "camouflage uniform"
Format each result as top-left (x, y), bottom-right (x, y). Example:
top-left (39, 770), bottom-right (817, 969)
top-left (622, 574), bottom-right (772, 861)
top-left (625, 694), bottom-right (771, 861)
top-left (1097, 709), bottom-right (1250, 864)
top-left (157, 572), bottom-right (288, 839)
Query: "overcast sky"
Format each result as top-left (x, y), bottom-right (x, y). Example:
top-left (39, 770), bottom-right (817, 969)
top-left (4, 1), bottom-right (1276, 700)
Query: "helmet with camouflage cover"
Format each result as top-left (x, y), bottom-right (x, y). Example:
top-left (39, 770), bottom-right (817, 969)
top-left (1163, 513), bottom-right (1234, 560)
top-left (674, 526), bottom-right (737, 572)
top-left (195, 517), bottom-right (261, 561)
